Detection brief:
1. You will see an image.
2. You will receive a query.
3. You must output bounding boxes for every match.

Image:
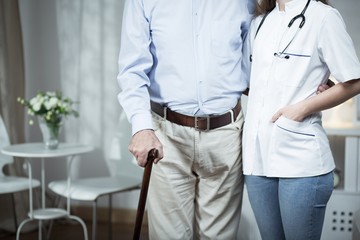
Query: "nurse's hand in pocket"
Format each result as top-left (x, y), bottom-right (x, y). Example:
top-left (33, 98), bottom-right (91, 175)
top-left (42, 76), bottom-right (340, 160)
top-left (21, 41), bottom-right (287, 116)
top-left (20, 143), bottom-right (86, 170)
top-left (316, 79), bottom-right (335, 95)
top-left (271, 102), bottom-right (307, 123)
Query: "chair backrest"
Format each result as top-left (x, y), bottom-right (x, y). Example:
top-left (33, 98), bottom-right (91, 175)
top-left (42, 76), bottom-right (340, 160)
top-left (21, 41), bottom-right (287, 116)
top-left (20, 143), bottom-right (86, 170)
top-left (0, 115), bottom-right (13, 176)
top-left (108, 132), bottom-right (143, 179)
top-left (107, 111), bottom-right (143, 179)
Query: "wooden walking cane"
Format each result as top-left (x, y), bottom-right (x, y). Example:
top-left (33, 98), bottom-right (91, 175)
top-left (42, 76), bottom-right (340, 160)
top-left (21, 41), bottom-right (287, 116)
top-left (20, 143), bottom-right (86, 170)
top-left (133, 148), bottom-right (158, 240)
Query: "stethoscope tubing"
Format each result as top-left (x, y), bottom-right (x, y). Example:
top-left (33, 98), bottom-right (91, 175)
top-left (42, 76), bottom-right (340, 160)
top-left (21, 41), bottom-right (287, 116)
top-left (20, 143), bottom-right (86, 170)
top-left (250, 0), bottom-right (311, 62)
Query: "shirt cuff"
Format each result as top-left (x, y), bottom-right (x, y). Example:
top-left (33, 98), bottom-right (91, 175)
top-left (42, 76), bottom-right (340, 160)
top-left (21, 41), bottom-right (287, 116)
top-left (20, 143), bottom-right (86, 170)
top-left (131, 113), bottom-right (154, 136)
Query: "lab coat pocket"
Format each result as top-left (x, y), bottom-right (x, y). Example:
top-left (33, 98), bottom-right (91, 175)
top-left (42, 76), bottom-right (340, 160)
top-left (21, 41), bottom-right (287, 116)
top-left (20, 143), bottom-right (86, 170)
top-left (211, 20), bottom-right (242, 58)
top-left (274, 49), bottom-right (312, 87)
top-left (271, 116), bottom-right (320, 166)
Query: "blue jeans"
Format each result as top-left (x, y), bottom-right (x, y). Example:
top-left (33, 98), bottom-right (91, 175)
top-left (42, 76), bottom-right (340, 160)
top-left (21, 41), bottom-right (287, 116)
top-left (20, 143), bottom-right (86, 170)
top-left (245, 172), bottom-right (333, 240)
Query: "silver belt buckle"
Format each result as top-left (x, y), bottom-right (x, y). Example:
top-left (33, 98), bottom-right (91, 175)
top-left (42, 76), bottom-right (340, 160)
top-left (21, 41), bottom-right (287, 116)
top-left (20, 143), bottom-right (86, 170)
top-left (195, 115), bottom-right (210, 131)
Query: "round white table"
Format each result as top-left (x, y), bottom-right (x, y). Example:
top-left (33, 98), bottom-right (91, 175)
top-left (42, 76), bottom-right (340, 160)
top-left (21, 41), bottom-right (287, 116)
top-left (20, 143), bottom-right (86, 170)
top-left (1, 142), bottom-right (94, 240)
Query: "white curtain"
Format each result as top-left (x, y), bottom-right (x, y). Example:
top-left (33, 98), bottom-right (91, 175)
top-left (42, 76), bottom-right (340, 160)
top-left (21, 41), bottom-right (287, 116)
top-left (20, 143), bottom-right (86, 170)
top-left (0, 0), bottom-right (36, 233)
top-left (55, 0), bottom-right (135, 207)
top-left (57, 0), bottom-right (121, 172)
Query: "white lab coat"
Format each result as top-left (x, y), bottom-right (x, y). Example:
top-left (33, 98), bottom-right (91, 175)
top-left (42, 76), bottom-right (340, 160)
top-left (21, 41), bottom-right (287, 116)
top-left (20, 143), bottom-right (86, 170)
top-left (243, 0), bottom-right (360, 177)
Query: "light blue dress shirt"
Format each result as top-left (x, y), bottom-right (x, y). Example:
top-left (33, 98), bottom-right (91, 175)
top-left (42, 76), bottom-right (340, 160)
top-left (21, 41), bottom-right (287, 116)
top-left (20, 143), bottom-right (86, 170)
top-left (117, 0), bottom-right (254, 135)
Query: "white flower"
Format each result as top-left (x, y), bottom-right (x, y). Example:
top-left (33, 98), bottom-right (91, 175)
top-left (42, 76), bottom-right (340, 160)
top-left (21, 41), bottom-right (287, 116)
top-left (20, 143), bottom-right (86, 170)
top-left (62, 102), bottom-right (70, 111)
top-left (45, 97), bottom-right (59, 110)
top-left (18, 91), bottom-right (79, 126)
top-left (27, 109), bottom-right (34, 116)
top-left (32, 102), bottom-right (42, 112)
top-left (29, 96), bottom-right (40, 106)
top-left (46, 91), bottom-right (56, 97)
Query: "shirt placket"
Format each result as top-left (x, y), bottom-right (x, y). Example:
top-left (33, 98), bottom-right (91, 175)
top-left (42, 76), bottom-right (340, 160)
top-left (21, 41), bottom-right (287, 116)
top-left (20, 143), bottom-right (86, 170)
top-left (192, 0), bottom-right (204, 114)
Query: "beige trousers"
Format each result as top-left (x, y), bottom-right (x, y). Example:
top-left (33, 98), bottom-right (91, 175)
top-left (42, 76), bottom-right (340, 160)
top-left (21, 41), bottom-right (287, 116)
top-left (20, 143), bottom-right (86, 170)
top-left (147, 111), bottom-right (244, 240)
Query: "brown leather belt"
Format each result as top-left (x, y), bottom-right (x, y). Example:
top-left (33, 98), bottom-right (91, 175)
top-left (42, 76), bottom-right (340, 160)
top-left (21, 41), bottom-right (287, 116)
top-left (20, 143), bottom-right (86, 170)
top-left (150, 101), bottom-right (241, 131)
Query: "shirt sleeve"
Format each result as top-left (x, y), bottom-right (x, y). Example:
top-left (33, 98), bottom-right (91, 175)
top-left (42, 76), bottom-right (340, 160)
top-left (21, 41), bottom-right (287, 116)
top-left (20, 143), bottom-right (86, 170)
top-left (318, 7), bottom-right (360, 83)
top-left (241, 17), bottom-right (262, 89)
top-left (240, 1), bottom-right (256, 89)
top-left (241, 28), bottom-right (252, 89)
top-left (117, 0), bottom-right (154, 135)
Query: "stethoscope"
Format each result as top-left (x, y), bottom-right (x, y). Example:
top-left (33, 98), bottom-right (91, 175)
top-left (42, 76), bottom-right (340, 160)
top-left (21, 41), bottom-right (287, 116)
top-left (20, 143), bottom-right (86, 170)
top-left (250, 0), bottom-right (311, 62)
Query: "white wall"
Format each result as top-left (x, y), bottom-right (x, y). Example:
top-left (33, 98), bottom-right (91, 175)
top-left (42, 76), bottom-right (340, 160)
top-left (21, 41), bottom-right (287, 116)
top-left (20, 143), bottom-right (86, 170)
top-left (322, 0), bottom-right (360, 127)
top-left (333, 0), bottom-right (360, 57)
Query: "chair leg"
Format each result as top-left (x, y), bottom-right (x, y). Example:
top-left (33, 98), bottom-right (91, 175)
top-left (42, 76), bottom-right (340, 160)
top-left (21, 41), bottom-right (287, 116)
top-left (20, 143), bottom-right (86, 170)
top-left (68, 215), bottom-right (89, 240)
top-left (38, 220), bottom-right (43, 240)
top-left (46, 195), bottom-right (62, 239)
top-left (16, 218), bottom-right (34, 240)
top-left (92, 200), bottom-right (98, 240)
top-left (11, 193), bottom-right (18, 232)
top-left (108, 194), bottom-right (112, 240)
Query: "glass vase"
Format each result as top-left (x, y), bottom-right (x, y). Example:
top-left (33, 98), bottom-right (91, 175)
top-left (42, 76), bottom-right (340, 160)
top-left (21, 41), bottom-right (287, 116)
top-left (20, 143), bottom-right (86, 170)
top-left (38, 117), bottom-right (63, 150)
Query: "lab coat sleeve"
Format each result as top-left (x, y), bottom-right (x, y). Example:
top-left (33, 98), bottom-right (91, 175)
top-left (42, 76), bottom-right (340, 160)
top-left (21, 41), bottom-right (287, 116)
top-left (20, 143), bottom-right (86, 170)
top-left (117, 0), bottom-right (154, 135)
top-left (318, 8), bottom-right (360, 83)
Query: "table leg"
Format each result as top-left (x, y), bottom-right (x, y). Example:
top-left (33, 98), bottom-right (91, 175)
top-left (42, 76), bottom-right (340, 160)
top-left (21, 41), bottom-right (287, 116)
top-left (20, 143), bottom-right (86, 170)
top-left (41, 158), bottom-right (45, 209)
top-left (39, 220), bottom-right (42, 240)
top-left (66, 155), bottom-right (75, 214)
top-left (40, 158), bottom-right (45, 240)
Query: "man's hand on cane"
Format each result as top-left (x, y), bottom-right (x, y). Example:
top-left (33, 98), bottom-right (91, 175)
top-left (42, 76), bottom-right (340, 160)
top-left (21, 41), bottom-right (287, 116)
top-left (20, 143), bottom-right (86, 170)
top-left (129, 129), bottom-right (164, 167)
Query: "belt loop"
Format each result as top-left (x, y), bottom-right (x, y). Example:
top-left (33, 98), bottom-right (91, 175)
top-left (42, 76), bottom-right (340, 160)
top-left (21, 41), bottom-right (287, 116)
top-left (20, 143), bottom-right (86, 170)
top-left (163, 106), bottom-right (167, 119)
top-left (195, 116), bottom-right (199, 131)
top-left (206, 115), bottom-right (210, 131)
top-left (228, 109), bottom-right (235, 123)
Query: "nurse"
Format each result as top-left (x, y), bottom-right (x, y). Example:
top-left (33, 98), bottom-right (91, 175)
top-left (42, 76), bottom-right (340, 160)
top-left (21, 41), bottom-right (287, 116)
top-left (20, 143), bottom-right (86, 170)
top-left (242, 0), bottom-right (360, 239)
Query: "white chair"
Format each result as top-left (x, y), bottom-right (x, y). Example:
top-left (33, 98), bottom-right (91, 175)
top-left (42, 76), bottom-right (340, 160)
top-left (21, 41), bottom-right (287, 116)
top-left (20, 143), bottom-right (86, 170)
top-left (0, 115), bottom-right (40, 233)
top-left (48, 133), bottom-right (143, 240)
